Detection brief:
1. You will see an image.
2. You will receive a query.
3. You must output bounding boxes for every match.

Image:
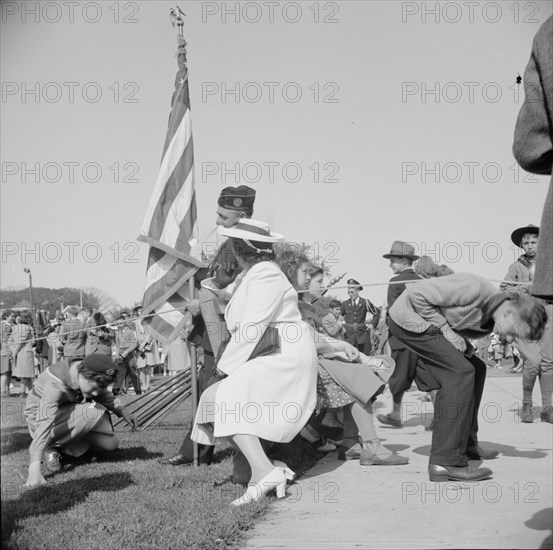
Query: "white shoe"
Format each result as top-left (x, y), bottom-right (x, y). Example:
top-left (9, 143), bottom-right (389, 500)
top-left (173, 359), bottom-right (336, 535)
top-left (272, 460), bottom-right (296, 481)
top-left (230, 466), bottom-right (295, 506)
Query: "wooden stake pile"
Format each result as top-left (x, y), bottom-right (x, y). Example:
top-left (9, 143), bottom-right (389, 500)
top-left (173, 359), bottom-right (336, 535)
top-left (114, 371), bottom-right (192, 429)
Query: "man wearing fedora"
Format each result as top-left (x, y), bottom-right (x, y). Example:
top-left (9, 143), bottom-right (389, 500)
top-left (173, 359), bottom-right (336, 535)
top-left (341, 279), bottom-right (378, 355)
top-left (501, 224), bottom-right (552, 423)
top-left (378, 241), bottom-right (423, 428)
top-left (158, 185), bottom-right (258, 467)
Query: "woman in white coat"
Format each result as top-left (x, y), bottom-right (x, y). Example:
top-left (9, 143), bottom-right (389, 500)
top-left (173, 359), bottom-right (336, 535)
top-left (192, 220), bottom-right (318, 506)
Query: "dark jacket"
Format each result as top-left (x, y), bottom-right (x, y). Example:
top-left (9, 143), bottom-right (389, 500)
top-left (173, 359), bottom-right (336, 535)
top-left (513, 16), bottom-right (553, 300)
top-left (387, 268), bottom-right (421, 308)
top-left (341, 297), bottom-right (377, 345)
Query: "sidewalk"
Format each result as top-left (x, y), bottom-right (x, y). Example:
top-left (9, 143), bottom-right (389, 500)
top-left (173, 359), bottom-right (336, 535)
top-left (244, 376), bottom-right (553, 550)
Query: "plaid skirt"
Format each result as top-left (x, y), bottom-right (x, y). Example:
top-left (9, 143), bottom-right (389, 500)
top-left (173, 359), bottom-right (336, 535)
top-left (25, 394), bottom-right (114, 457)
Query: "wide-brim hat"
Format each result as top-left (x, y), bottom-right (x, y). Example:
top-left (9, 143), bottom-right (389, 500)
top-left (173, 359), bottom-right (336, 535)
top-left (382, 240), bottom-right (419, 261)
top-left (347, 278), bottom-right (363, 292)
top-left (217, 219), bottom-right (284, 243)
top-left (511, 224), bottom-right (539, 247)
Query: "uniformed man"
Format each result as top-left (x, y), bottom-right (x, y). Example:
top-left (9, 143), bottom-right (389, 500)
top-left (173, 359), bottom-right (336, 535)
top-left (341, 279), bottom-right (377, 355)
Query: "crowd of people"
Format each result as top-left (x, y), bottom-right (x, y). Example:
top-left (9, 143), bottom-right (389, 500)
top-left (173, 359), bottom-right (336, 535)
top-left (0, 305), bottom-right (194, 400)
top-left (1, 16), bottom-right (551, 505)
top-left (2, 183), bottom-right (550, 494)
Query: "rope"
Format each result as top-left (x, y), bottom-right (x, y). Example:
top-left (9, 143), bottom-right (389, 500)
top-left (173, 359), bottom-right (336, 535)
top-left (5, 277), bottom-right (532, 346)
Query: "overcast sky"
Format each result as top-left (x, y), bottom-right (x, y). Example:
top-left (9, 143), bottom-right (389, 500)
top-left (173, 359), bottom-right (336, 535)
top-left (2, 0), bottom-right (552, 307)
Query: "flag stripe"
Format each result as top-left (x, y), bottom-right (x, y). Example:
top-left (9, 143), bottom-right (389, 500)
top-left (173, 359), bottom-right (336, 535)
top-left (158, 153), bottom-right (195, 247)
top-left (141, 111), bottom-right (194, 245)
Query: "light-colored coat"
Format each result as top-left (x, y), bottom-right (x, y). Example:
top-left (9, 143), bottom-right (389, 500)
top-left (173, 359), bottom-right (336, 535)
top-left (389, 273), bottom-right (498, 341)
top-left (193, 261), bottom-right (317, 444)
top-left (11, 323), bottom-right (35, 378)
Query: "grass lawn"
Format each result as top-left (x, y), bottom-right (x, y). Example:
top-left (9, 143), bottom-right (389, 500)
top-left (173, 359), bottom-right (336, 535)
top-left (1, 379), bottom-right (323, 550)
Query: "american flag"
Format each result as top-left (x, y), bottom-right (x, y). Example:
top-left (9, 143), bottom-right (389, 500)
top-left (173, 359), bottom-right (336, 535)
top-left (138, 35), bottom-right (205, 345)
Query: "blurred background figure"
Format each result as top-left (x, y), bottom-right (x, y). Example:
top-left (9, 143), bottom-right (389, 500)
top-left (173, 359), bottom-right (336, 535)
top-left (10, 311), bottom-right (35, 397)
top-left (1, 310), bottom-right (15, 397)
top-left (85, 312), bottom-right (115, 357)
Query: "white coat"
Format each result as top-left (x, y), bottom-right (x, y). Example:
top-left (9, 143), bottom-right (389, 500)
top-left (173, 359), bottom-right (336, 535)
top-left (192, 261), bottom-right (317, 444)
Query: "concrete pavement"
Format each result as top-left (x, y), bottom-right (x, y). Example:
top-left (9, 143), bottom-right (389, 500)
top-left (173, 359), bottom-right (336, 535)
top-left (244, 375), bottom-right (553, 550)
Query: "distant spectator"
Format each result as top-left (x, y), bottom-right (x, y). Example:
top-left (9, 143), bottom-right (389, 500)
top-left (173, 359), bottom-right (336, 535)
top-left (80, 307), bottom-right (94, 326)
top-left (113, 316), bottom-right (141, 396)
top-left (46, 319), bottom-right (63, 364)
top-left (137, 326), bottom-right (159, 392)
top-left (85, 312), bottom-right (115, 357)
top-left (1, 309), bottom-right (15, 397)
top-left (322, 300), bottom-right (346, 339)
top-left (341, 279), bottom-right (378, 355)
top-left (10, 312), bottom-right (35, 397)
top-left (60, 306), bottom-right (86, 359)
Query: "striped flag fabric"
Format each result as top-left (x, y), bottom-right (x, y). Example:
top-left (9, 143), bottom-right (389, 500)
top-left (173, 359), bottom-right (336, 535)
top-left (138, 35), bottom-right (205, 345)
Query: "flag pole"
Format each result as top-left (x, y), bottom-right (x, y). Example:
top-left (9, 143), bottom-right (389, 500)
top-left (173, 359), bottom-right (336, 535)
top-left (188, 276), bottom-right (199, 467)
top-left (172, 6), bottom-right (199, 467)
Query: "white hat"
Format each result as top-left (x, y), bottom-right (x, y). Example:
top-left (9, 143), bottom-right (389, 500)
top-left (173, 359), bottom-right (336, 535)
top-left (217, 219), bottom-right (284, 243)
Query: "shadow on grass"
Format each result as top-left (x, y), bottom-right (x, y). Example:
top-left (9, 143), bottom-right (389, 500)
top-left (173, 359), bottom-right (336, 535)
top-left (1, 472), bottom-right (135, 545)
top-left (0, 427), bottom-right (32, 456)
top-left (61, 446), bottom-right (164, 471)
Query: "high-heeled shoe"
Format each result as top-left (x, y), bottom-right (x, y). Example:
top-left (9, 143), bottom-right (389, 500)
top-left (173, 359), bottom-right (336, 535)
top-left (272, 460), bottom-right (296, 481)
top-left (230, 466), bottom-right (295, 506)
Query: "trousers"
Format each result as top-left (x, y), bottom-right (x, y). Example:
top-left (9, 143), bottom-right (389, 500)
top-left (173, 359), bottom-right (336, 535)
top-left (388, 319), bottom-right (486, 467)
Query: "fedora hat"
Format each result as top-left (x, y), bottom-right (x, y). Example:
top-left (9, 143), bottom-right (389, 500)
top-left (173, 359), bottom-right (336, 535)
top-left (511, 224), bottom-right (539, 247)
top-left (218, 219), bottom-right (284, 243)
top-left (382, 241), bottom-right (419, 260)
top-left (347, 278), bottom-right (363, 292)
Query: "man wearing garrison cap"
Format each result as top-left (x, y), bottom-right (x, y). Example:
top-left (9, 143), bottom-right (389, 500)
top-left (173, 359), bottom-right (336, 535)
top-left (206, 185), bottom-right (256, 288)
top-left (158, 185), bottom-right (257, 468)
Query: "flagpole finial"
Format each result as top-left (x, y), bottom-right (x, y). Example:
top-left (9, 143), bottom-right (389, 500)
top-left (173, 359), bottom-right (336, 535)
top-left (169, 6), bottom-right (186, 36)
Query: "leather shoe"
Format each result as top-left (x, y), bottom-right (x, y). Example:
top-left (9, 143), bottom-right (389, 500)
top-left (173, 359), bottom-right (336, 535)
top-left (377, 414), bottom-right (402, 428)
top-left (428, 464), bottom-right (492, 482)
top-left (541, 406), bottom-right (553, 423)
top-left (360, 451), bottom-right (409, 466)
top-left (43, 449), bottom-right (63, 473)
top-left (466, 446), bottom-right (499, 460)
top-left (157, 453), bottom-right (193, 466)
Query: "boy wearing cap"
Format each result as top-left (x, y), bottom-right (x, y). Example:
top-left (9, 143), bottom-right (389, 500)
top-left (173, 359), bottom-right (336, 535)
top-left (377, 241), bottom-right (423, 428)
top-left (501, 224), bottom-right (552, 423)
top-left (341, 280), bottom-right (378, 355)
top-left (500, 225), bottom-right (539, 294)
